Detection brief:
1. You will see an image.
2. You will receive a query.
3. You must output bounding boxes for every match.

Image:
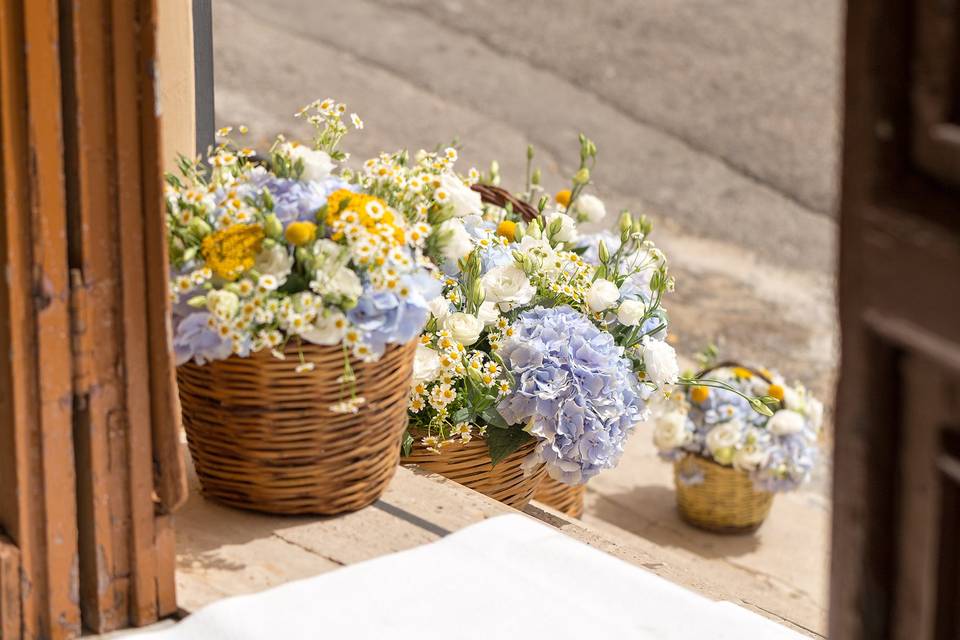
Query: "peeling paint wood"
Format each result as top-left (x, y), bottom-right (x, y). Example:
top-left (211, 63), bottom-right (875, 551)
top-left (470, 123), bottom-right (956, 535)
top-left (0, 536), bottom-right (21, 640)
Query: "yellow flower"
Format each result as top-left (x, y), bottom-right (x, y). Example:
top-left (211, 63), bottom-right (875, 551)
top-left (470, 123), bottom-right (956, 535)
top-left (285, 221), bottom-right (317, 246)
top-left (496, 220), bottom-right (517, 242)
top-left (690, 385), bottom-right (710, 404)
top-left (732, 366), bottom-right (753, 379)
top-left (200, 223), bottom-right (264, 281)
top-left (767, 384), bottom-right (785, 401)
top-left (554, 189), bottom-right (571, 208)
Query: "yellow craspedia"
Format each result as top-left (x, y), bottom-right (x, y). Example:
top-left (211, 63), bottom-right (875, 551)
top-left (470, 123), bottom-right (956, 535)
top-left (554, 189), bottom-right (571, 208)
top-left (201, 223), bottom-right (264, 281)
top-left (732, 366), bottom-right (753, 379)
top-left (285, 221), bottom-right (317, 246)
top-left (690, 385), bottom-right (710, 404)
top-left (767, 384), bottom-right (785, 401)
top-left (496, 220), bottom-right (517, 242)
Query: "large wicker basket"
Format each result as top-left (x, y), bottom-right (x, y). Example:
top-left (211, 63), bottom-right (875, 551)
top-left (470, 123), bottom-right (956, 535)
top-left (177, 340), bottom-right (417, 515)
top-left (673, 454), bottom-right (773, 533)
top-left (401, 433), bottom-right (546, 508)
top-left (534, 477), bottom-right (586, 518)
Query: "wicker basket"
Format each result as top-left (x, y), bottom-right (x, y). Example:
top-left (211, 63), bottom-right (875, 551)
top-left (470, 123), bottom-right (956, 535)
top-left (673, 454), bottom-right (773, 533)
top-left (401, 434), bottom-right (546, 508)
top-left (534, 477), bottom-right (586, 518)
top-left (177, 339), bottom-right (417, 515)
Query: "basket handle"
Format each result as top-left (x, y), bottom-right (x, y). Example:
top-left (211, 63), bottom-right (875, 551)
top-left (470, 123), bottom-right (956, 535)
top-left (694, 360), bottom-right (773, 384)
top-left (470, 183), bottom-right (540, 222)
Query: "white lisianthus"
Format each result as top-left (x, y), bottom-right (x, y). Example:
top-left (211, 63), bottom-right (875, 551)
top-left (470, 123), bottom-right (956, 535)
top-left (438, 218), bottom-right (474, 265)
top-left (767, 409), bottom-right (805, 436)
top-left (517, 235), bottom-right (560, 274)
top-left (301, 310), bottom-right (347, 346)
top-left (544, 211), bottom-right (578, 243)
top-left (585, 279), bottom-right (620, 312)
top-left (732, 442), bottom-right (768, 471)
top-left (653, 411), bottom-right (690, 451)
top-left (281, 142), bottom-right (335, 182)
top-left (641, 336), bottom-right (679, 385)
top-left (706, 419), bottom-right (744, 465)
top-left (481, 265), bottom-right (535, 310)
top-left (206, 290), bottom-right (239, 320)
top-left (254, 244), bottom-right (294, 283)
top-left (439, 171), bottom-right (482, 218)
top-left (412, 344), bottom-right (442, 384)
top-left (806, 398), bottom-right (824, 432)
top-left (311, 266), bottom-right (362, 300)
top-left (476, 300), bottom-right (501, 326)
top-left (575, 194), bottom-right (607, 223)
top-left (443, 312), bottom-right (484, 346)
top-left (427, 296), bottom-right (452, 322)
top-left (616, 299), bottom-right (646, 326)
top-left (782, 385), bottom-right (801, 411)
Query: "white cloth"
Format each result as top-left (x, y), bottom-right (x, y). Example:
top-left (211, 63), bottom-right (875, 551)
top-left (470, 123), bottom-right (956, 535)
top-left (136, 514), bottom-right (804, 639)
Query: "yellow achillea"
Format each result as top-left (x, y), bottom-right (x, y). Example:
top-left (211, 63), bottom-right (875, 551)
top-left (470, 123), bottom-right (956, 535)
top-left (324, 189), bottom-right (405, 246)
top-left (554, 189), bottom-right (571, 207)
top-left (496, 220), bottom-right (517, 241)
top-left (200, 223), bottom-right (265, 281)
top-left (767, 384), bottom-right (785, 401)
top-left (690, 385), bottom-right (710, 404)
top-left (732, 366), bottom-right (753, 379)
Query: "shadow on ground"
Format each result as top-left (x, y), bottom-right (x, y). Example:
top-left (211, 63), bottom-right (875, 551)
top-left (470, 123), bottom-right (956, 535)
top-left (588, 485), bottom-right (762, 559)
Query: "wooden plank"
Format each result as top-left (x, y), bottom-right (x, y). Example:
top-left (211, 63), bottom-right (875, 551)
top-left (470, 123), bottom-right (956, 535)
top-left (0, 536), bottom-right (20, 640)
top-left (154, 516), bottom-right (178, 619)
top-left (157, 0), bottom-right (196, 173)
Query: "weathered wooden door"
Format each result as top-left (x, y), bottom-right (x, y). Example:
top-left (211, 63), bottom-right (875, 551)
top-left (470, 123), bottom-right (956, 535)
top-left (0, 0), bottom-right (187, 638)
top-left (833, 0), bottom-right (960, 638)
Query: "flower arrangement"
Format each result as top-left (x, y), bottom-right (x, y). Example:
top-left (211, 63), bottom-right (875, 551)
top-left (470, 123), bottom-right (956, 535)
top-left (165, 99), bottom-right (479, 405)
top-left (407, 136), bottom-right (684, 485)
top-left (653, 362), bottom-right (823, 492)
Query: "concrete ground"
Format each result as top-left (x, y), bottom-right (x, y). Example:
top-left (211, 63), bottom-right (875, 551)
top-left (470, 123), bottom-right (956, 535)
top-left (211, 0), bottom-right (839, 633)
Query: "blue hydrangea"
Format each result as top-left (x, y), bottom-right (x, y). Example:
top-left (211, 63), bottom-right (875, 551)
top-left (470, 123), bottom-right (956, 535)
top-left (173, 312), bottom-right (233, 365)
top-left (497, 305), bottom-right (649, 484)
top-left (348, 273), bottom-right (443, 356)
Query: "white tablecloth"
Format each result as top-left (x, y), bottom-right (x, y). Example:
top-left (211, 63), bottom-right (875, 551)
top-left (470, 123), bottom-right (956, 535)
top-left (136, 514), bottom-right (805, 639)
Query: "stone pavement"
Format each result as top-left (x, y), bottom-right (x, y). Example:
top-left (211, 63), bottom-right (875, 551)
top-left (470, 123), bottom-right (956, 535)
top-left (211, 0), bottom-right (838, 631)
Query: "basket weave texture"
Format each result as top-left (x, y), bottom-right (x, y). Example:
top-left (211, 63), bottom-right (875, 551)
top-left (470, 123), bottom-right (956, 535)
top-left (401, 433), bottom-right (546, 508)
top-left (534, 477), bottom-right (586, 518)
top-left (177, 339), bottom-right (417, 515)
top-left (673, 454), bottom-right (773, 533)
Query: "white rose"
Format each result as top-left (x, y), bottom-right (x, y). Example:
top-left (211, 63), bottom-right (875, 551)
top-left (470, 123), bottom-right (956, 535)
top-left (768, 409), bottom-right (805, 436)
top-left (254, 244), bottom-right (294, 282)
top-left (443, 312), bottom-right (484, 346)
top-left (476, 300), bottom-right (501, 326)
top-left (282, 142), bottom-right (335, 182)
top-left (585, 279), bottom-right (619, 312)
top-left (653, 411), bottom-right (690, 451)
top-left (575, 194), bottom-right (607, 223)
top-left (427, 296), bottom-right (452, 322)
top-left (706, 419), bottom-right (744, 463)
top-left (732, 443), bottom-right (768, 471)
top-left (641, 337), bottom-right (679, 385)
top-left (544, 211), bottom-right (578, 243)
top-left (481, 265), bottom-right (535, 310)
top-left (782, 386), bottom-right (801, 411)
top-left (439, 172), bottom-right (482, 218)
top-left (412, 344), bottom-right (441, 383)
top-left (206, 290), bottom-right (239, 320)
top-left (616, 299), bottom-right (646, 326)
top-left (438, 218), bottom-right (474, 265)
top-left (301, 311), bottom-right (347, 346)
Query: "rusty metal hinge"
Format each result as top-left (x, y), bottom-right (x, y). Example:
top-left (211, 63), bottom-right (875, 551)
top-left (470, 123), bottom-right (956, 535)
top-left (69, 268), bottom-right (93, 401)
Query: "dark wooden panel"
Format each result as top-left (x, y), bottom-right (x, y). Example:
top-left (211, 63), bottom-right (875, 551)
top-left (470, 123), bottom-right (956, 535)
top-left (0, 536), bottom-right (20, 640)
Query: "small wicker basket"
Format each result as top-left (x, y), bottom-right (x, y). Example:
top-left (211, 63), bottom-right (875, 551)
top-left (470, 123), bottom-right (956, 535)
top-left (673, 454), bottom-right (773, 533)
top-left (401, 433), bottom-right (546, 508)
top-left (534, 477), bottom-right (587, 518)
top-left (177, 339), bottom-right (417, 515)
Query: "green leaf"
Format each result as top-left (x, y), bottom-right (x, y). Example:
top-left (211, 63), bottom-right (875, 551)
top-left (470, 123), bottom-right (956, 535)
top-left (450, 407), bottom-right (473, 425)
top-left (480, 407), bottom-right (512, 430)
top-left (401, 432), bottom-right (414, 457)
top-left (486, 427), bottom-right (532, 467)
